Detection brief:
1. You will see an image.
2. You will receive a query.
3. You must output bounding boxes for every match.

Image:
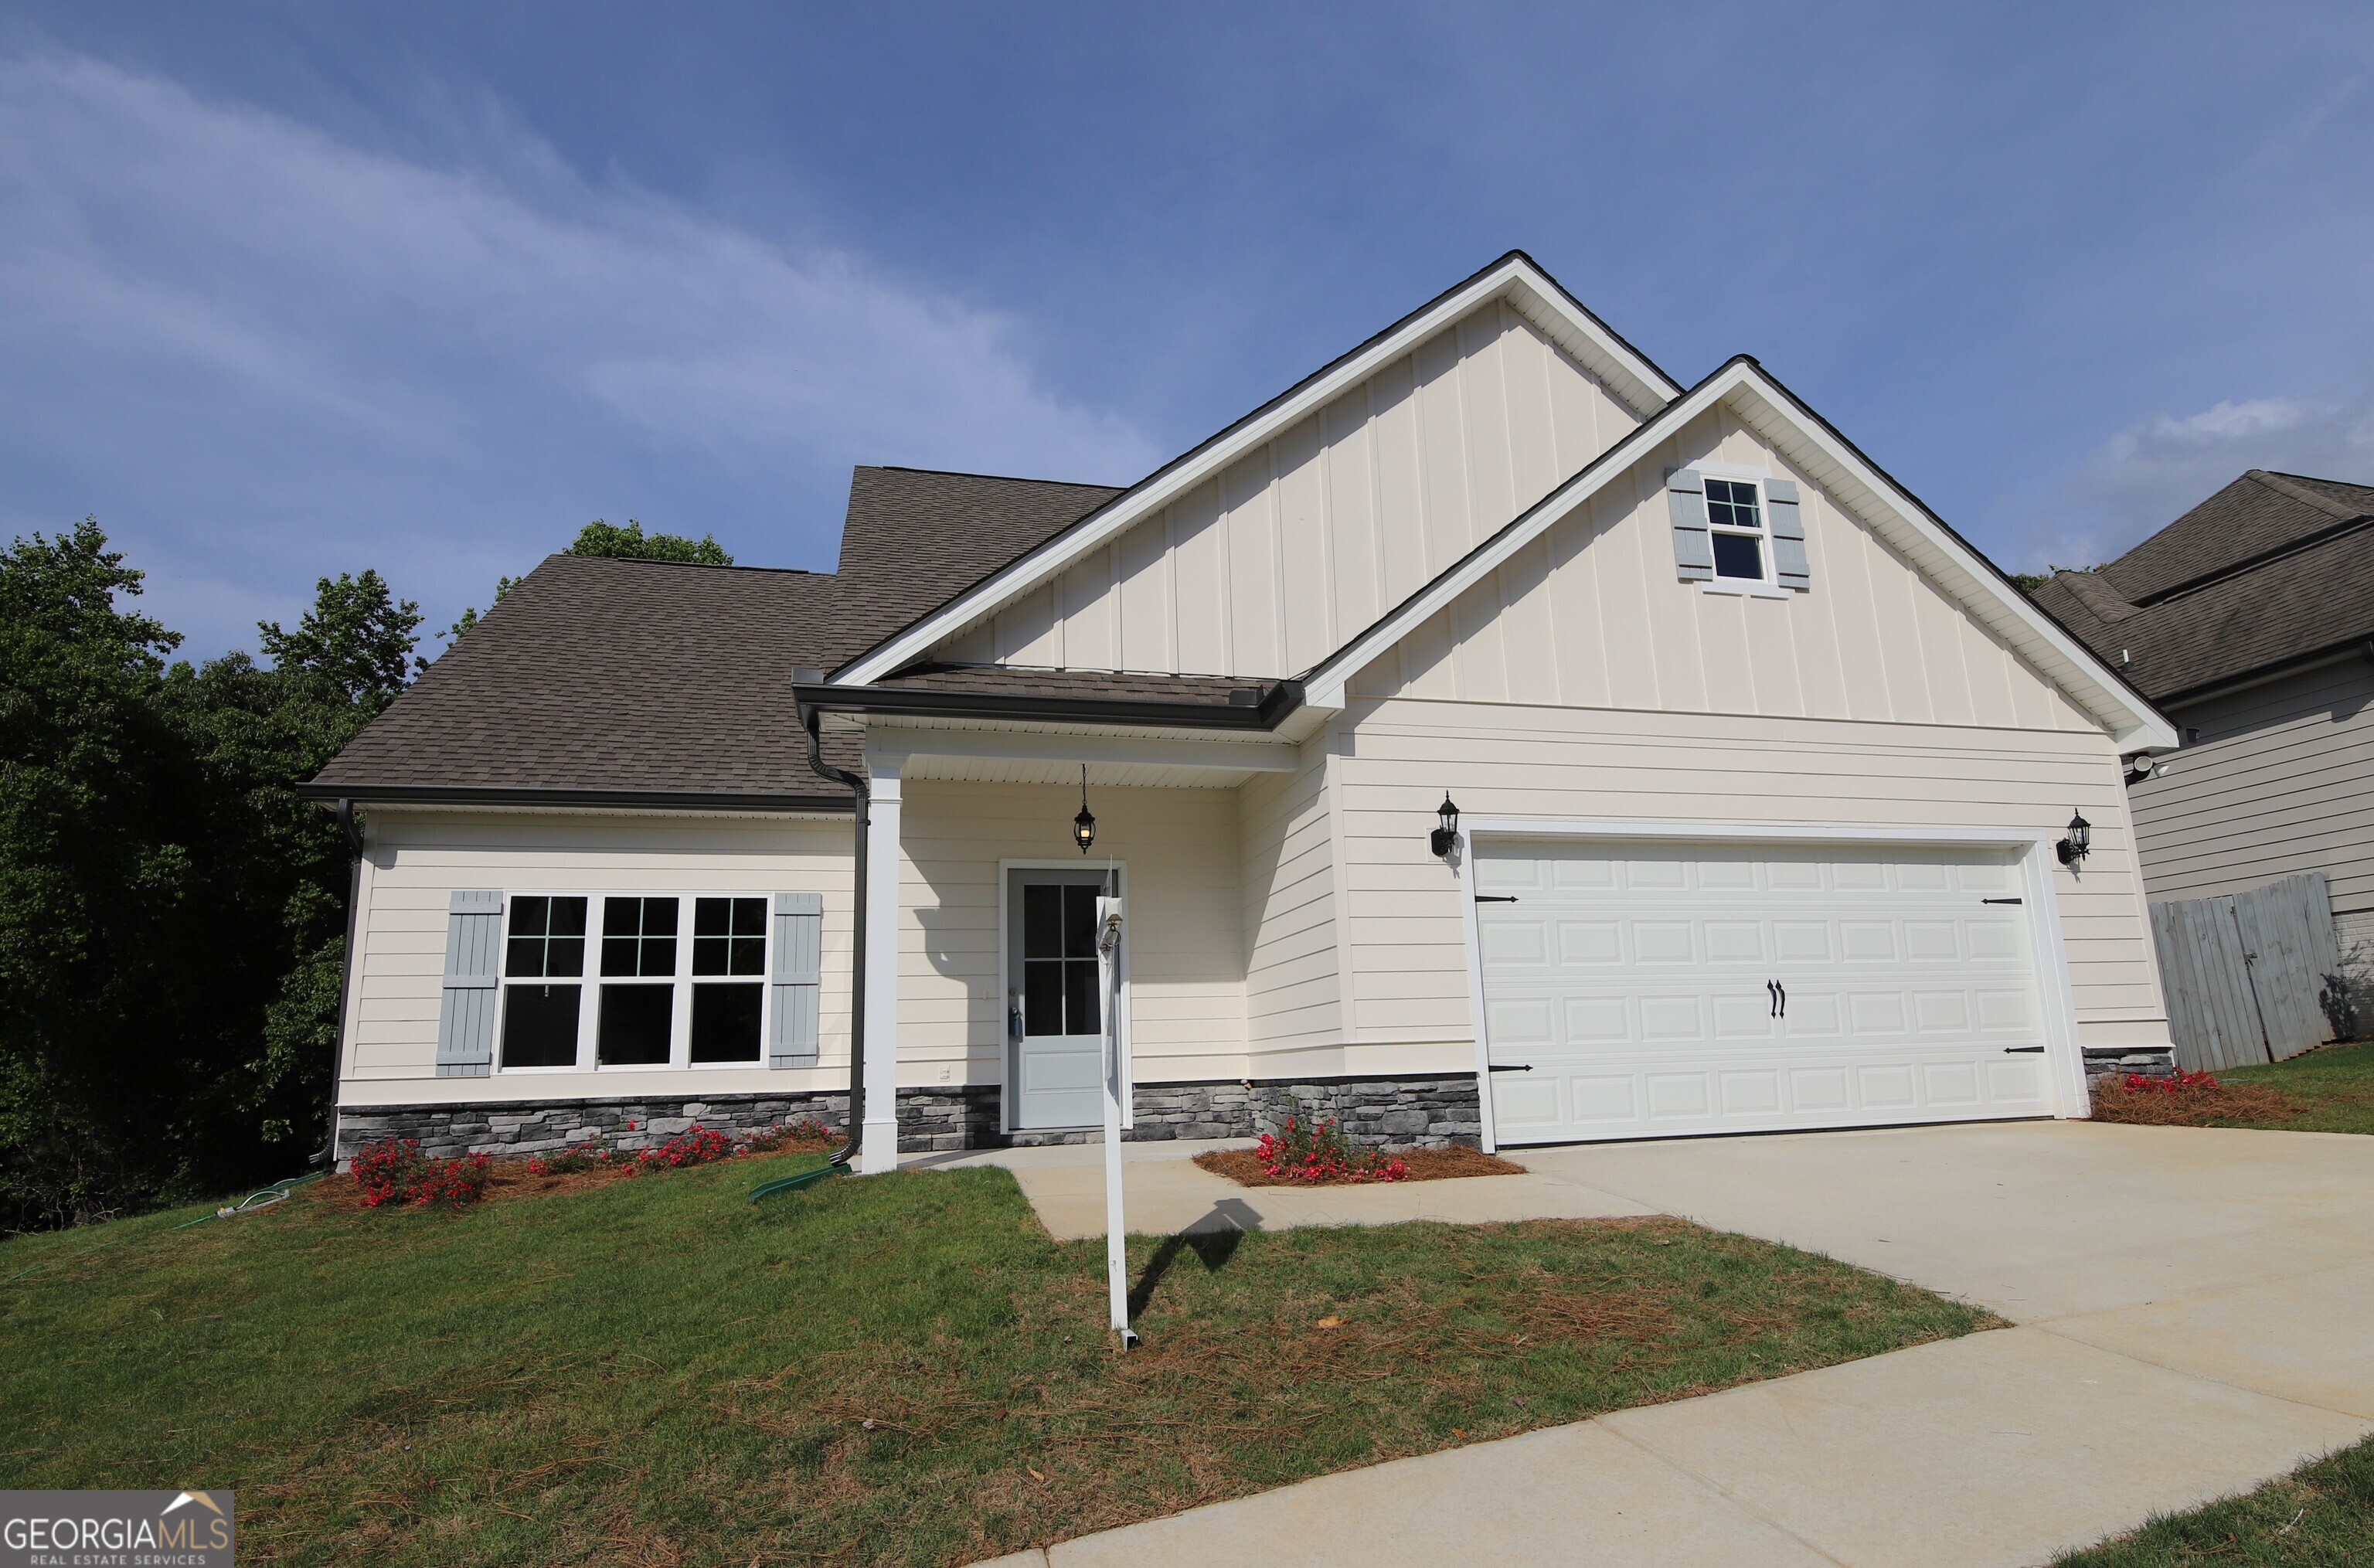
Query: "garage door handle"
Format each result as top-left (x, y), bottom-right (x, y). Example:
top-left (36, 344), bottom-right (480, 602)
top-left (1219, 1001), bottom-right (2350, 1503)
top-left (1474, 895), bottom-right (1520, 903)
top-left (1488, 1063), bottom-right (1532, 1072)
top-left (2003, 1046), bottom-right (2045, 1054)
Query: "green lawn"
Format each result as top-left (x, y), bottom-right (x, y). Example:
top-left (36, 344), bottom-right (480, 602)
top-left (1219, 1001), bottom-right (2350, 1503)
top-left (1, 1155), bottom-right (1993, 1566)
top-left (2223, 1041), bottom-right (2374, 1134)
top-left (2056, 1433), bottom-right (2374, 1566)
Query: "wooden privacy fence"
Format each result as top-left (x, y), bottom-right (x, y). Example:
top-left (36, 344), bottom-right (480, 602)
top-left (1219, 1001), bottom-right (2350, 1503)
top-left (2148, 872), bottom-right (2344, 1072)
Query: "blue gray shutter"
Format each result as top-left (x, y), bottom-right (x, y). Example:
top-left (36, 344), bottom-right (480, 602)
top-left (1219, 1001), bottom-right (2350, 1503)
top-left (437, 891), bottom-right (503, 1077)
top-left (1765, 478), bottom-right (1811, 591)
top-left (770, 892), bottom-right (823, 1067)
top-left (1666, 468), bottom-right (1714, 581)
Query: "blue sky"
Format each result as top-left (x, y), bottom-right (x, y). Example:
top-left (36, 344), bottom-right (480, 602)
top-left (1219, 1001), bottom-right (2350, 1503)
top-left (4, 2), bottom-right (2372, 658)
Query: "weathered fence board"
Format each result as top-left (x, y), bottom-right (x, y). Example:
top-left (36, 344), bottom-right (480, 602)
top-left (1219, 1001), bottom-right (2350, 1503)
top-left (2150, 872), bottom-right (2339, 1073)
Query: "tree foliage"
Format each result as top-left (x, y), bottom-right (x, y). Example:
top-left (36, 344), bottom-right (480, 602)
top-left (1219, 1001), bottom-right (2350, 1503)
top-left (0, 522), bottom-right (413, 1230)
top-left (565, 518), bottom-right (732, 566)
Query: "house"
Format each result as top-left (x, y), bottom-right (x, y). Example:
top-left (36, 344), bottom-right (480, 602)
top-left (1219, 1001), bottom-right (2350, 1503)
top-left (2030, 468), bottom-right (2374, 1017)
top-left (304, 252), bottom-right (2179, 1173)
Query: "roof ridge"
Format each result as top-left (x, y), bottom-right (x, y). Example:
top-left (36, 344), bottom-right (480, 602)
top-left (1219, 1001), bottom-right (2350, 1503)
top-left (855, 464), bottom-right (1127, 491)
top-left (542, 553), bottom-right (819, 577)
top-left (2247, 468), bottom-right (2372, 522)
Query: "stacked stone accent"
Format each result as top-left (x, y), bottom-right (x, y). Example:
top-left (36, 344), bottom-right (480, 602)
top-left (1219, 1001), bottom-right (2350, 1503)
top-left (335, 1093), bottom-right (847, 1163)
top-left (2083, 1046), bottom-right (2178, 1088)
top-left (337, 1072), bottom-right (1485, 1162)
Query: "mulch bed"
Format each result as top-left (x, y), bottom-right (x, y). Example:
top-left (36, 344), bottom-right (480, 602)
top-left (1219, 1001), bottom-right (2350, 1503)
top-left (315, 1139), bottom-right (838, 1210)
top-left (1193, 1145), bottom-right (1526, 1187)
top-left (2089, 1080), bottom-right (2304, 1127)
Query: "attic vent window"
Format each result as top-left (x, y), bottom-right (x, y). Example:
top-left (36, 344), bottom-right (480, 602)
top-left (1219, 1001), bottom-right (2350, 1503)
top-left (1705, 479), bottom-right (1767, 581)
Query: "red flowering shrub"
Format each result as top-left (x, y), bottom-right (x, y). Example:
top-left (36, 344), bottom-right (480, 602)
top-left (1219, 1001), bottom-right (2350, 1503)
top-left (631, 1124), bottom-right (737, 1173)
top-left (351, 1138), bottom-right (491, 1209)
top-left (524, 1132), bottom-right (623, 1176)
top-left (1255, 1113), bottom-right (1409, 1184)
top-left (2124, 1069), bottom-right (2219, 1095)
top-left (740, 1117), bottom-right (834, 1153)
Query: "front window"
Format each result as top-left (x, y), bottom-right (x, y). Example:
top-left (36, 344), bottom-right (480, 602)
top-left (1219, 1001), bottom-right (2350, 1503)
top-left (501, 896), bottom-right (586, 1069)
top-left (689, 896), bottom-right (767, 1063)
top-left (1705, 478), bottom-right (1767, 582)
top-left (599, 896), bottom-right (678, 1066)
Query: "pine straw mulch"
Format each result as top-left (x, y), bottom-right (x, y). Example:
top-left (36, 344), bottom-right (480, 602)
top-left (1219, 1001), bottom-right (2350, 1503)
top-left (315, 1139), bottom-right (839, 1210)
top-left (1192, 1144), bottom-right (1528, 1186)
top-left (2088, 1080), bottom-right (2306, 1128)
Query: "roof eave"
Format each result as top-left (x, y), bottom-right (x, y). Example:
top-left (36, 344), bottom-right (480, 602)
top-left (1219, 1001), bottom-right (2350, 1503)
top-left (293, 782), bottom-right (852, 812)
top-left (795, 680), bottom-right (1306, 732)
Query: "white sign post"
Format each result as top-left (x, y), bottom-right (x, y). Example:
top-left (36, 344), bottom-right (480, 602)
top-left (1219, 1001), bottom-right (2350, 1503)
top-left (1094, 894), bottom-right (1138, 1348)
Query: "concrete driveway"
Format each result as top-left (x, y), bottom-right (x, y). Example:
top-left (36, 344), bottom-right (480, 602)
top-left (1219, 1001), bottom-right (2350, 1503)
top-left (990, 1120), bottom-right (2374, 1568)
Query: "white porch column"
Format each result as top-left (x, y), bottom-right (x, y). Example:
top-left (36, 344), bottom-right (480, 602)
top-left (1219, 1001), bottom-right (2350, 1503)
top-left (859, 750), bottom-right (903, 1174)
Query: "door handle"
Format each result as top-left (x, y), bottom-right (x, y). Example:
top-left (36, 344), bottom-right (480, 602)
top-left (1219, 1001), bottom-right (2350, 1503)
top-left (1767, 981), bottom-right (1787, 1019)
top-left (1777, 981), bottom-right (1786, 1019)
top-left (1488, 1063), bottom-right (1532, 1072)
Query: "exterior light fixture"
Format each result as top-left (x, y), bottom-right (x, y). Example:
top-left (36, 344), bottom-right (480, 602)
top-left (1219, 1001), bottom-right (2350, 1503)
top-left (1073, 765), bottom-right (1097, 855)
top-left (2056, 809), bottom-right (2091, 866)
top-left (1430, 792), bottom-right (1461, 859)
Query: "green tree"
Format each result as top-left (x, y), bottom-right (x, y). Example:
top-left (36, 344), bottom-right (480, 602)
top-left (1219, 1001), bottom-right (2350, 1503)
top-left (566, 518), bottom-right (732, 566)
top-left (0, 523), bottom-right (420, 1228)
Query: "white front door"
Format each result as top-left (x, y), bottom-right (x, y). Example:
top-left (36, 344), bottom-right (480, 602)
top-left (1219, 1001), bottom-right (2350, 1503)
top-left (1008, 869), bottom-right (1117, 1131)
top-left (1475, 838), bottom-right (2056, 1146)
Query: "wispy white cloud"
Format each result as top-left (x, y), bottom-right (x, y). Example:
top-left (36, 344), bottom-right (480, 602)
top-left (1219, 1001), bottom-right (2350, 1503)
top-left (0, 53), bottom-right (1158, 654)
top-left (2011, 392), bottom-right (2374, 572)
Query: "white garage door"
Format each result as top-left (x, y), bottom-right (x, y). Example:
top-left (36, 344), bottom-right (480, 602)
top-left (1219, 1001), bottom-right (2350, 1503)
top-left (1476, 839), bottom-right (2058, 1146)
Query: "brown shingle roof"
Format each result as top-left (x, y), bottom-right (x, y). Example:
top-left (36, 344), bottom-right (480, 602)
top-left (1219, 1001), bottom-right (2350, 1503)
top-left (2030, 469), bottom-right (2374, 704)
top-left (833, 467), bottom-right (1124, 643)
top-left (308, 467), bottom-right (1134, 801)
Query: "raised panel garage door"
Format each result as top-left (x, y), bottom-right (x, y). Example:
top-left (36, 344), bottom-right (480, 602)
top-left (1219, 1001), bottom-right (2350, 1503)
top-left (1476, 839), bottom-right (2057, 1145)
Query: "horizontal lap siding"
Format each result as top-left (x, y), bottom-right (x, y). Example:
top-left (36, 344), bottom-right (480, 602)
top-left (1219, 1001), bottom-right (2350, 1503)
top-left (896, 781), bottom-right (1245, 1085)
top-left (2130, 661), bottom-right (2374, 956)
top-left (1240, 745), bottom-right (1344, 1066)
top-left (1334, 699), bottom-right (2167, 1053)
top-left (346, 812), bottom-right (854, 1105)
top-left (951, 300), bottom-right (1638, 679)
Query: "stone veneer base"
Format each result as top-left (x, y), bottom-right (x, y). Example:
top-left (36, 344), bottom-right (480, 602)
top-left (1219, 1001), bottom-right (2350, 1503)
top-left (335, 1073), bottom-right (1486, 1162)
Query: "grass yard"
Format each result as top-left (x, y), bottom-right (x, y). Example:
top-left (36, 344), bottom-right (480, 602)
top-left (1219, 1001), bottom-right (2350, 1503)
top-left (2, 1153), bottom-right (1993, 1566)
top-left (2223, 1041), bottom-right (2374, 1134)
top-left (2055, 1433), bottom-right (2374, 1566)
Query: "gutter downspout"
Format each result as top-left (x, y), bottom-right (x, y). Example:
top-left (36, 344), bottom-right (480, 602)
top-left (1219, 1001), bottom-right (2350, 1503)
top-left (316, 798), bottom-right (365, 1168)
top-left (797, 676), bottom-right (869, 1171)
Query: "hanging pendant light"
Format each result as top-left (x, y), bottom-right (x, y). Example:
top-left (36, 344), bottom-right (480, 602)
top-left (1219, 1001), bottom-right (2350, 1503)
top-left (1073, 764), bottom-right (1097, 854)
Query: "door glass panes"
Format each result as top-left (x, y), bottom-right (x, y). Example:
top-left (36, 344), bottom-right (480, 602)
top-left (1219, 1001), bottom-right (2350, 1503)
top-left (1022, 883), bottom-right (1103, 1036)
top-left (692, 897), bottom-right (767, 975)
top-left (602, 896), bottom-right (678, 977)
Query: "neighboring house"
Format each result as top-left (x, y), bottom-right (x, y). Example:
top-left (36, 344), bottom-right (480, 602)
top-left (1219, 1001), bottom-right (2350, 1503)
top-left (304, 251), bottom-right (2178, 1172)
top-left (2031, 468), bottom-right (2374, 1004)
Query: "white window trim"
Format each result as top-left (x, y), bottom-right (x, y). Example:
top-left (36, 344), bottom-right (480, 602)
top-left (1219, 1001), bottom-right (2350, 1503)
top-left (492, 890), bottom-right (780, 1074)
top-left (1697, 468), bottom-right (1780, 594)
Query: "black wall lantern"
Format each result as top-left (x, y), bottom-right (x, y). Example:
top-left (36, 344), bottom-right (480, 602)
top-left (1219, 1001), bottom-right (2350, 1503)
top-left (2056, 809), bottom-right (2091, 866)
top-left (1430, 792), bottom-right (1460, 859)
top-left (1073, 765), bottom-right (1097, 855)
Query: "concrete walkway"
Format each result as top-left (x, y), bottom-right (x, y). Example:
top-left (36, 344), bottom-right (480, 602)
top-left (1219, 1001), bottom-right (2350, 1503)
top-left (958, 1121), bottom-right (2374, 1568)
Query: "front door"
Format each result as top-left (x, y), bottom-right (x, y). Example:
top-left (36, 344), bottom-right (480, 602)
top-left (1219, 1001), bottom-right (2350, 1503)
top-left (1008, 869), bottom-right (1119, 1130)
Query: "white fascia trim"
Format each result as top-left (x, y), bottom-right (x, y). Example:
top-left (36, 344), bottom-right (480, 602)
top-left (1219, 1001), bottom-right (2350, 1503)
top-left (835, 257), bottom-right (1680, 688)
top-left (1461, 817), bottom-right (2056, 846)
top-left (1302, 360), bottom-right (2178, 753)
top-left (860, 724), bottom-right (1301, 774)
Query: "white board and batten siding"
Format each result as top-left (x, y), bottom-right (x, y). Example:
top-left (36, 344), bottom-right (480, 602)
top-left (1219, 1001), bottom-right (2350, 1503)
top-left (937, 299), bottom-right (1641, 681)
top-left (344, 811), bottom-right (854, 1106)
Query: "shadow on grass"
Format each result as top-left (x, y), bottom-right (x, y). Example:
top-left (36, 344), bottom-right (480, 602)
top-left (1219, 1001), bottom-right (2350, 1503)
top-left (1127, 1224), bottom-right (1245, 1317)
